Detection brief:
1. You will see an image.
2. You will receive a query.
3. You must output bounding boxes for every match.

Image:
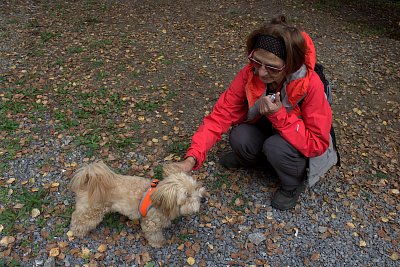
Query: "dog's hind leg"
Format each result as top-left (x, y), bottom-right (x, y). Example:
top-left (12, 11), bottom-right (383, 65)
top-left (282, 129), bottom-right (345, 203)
top-left (70, 202), bottom-right (110, 237)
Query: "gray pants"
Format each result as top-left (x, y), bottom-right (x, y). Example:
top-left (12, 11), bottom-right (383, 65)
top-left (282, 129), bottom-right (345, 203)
top-left (229, 122), bottom-right (307, 190)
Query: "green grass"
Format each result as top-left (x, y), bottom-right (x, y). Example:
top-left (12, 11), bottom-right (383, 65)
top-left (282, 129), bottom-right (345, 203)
top-left (68, 45), bottom-right (84, 54)
top-left (102, 213), bottom-right (124, 233)
top-left (153, 165), bottom-right (164, 180)
top-left (167, 141), bottom-right (189, 154)
top-left (178, 233), bottom-right (191, 241)
top-left (1, 138), bottom-right (22, 160)
top-left (74, 133), bottom-right (101, 157)
top-left (134, 101), bottom-right (159, 111)
top-left (229, 193), bottom-right (248, 212)
top-left (212, 172), bottom-right (231, 190)
top-left (54, 110), bottom-right (79, 129)
top-left (375, 171), bottom-right (388, 179)
top-left (112, 136), bottom-right (142, 149)
top-left (0, 187), bottom-right (48, 235)
top-left (96, 70), bottom-right (109, 80)
top-left (0, 258), bottom-right (20, 267)
top-left (90, 39), bottom-right (113, 49)
top-left (27, 19), bottom-right (40, 28)
top-left (0, 115), bottom-right (19, 132)
top-left (40, 31), bottom-right (57, 42)
top-left (55, 58), bottom-right (64, 66)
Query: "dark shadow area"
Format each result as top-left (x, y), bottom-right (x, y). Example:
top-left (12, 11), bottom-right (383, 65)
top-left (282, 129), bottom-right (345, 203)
top-left (311, 0), bottom-right (400, 40)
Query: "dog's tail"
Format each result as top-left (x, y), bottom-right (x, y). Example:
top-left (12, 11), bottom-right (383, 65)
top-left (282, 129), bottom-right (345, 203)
top-left (70, 161), bottom-right (116, 204)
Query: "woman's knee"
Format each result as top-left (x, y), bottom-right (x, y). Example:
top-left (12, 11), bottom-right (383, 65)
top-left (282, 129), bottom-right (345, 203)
top-left (263, 135), bottom-right (292, 163)
top-left (229, 124), bottom-right (263, 150)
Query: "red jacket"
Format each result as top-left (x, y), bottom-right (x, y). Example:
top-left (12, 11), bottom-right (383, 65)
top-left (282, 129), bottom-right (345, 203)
top-left (186, 32), bottom-right (332, 169)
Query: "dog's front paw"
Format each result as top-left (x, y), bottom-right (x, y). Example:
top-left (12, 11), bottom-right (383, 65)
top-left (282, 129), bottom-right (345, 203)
top-left (69, 226), bottom-right (87, 238)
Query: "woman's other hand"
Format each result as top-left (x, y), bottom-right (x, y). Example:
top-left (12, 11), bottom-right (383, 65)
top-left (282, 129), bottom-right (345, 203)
top-left (259, 92), bottom-right (282, 116)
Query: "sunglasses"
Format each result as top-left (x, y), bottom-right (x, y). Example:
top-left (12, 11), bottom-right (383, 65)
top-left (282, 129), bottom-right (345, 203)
top-left (248, 50), bottom-right (285, 74)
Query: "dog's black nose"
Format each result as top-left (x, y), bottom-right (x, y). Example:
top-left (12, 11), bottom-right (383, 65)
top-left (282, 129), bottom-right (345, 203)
top-left (201, 197), bottom-right (207, 204)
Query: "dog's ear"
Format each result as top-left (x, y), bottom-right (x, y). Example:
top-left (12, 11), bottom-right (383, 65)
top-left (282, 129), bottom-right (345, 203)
top-left (150, 181), bottom-right (179, 215)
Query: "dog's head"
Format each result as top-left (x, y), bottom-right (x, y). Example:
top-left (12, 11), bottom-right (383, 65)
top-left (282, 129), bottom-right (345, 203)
top-left (150, 171), bottom-right (206, 219)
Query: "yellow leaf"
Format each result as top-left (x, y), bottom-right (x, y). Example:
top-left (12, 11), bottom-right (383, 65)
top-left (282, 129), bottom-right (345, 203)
top-left (14, 203), bottom-right (24, 209)
top-left (70, 162), bottom-right (77, 167)
top-left (0, 225), bottom-right (3, 233)
top-left (152, 138), bottom-right (159, 143)
top-left (331, 213), bottom-right (337, 219)
top-left (382, 121), bottom-right (387, 125)
top-left (359, 240), bottom-right (367, 247)
top-left (6, 178), bottom-right (15, 184)
top-left (67, 230), bottom-right (74, 238)
top-left (138, 116), bottom-right (145, 121)
top-left (390, 189), bottom-right (399, 195)
top-left (390, 252), bottom-right (399, 261)
top-left (0, 236), bottom-right (15, 246)
top-left (49, 247), bottom-right (60, 257)
top-left (177, 244), bottom-right (184, 250)
top-left (381, 217), bottom-right (389, 222)
top-left (187, 257), bottom-right (195, 265)
top-left (163, 154), bottom-right (174, 161)
top-left (352, 108), bottom-right (362, 115)
top-left (97, 244), bottom-right (107, 253)
top-left (81, 247), bottom-right (90, 257)
top-left (346, 222), bottom-right (356, 229)
top-left (51, 182), bottom-right (59, 188)
top-left (31, 208), bottom-right (41, 218)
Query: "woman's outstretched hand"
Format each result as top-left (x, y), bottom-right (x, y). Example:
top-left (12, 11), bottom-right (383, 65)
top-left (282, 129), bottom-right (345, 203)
top-left (172, 156), bottom-right (196, 174)
top-left (259, 92), bottom-right (282, 116)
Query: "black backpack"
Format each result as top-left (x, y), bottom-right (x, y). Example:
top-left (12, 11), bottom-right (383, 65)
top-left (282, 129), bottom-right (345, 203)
top-left (313, 63), bottom-right (340, 166)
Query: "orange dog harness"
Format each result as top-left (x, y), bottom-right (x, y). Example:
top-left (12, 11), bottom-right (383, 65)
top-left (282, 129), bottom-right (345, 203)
top-left (138, 179), bottom-right (159, 217)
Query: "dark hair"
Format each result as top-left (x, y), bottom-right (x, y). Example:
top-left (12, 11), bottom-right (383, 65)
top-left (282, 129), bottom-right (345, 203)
top-left (246, 15), bottom-right (306, 74)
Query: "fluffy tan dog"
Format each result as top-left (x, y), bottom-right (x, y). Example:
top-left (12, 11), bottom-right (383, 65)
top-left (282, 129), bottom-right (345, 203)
top-left (69, 161), bottom-right (205, 247)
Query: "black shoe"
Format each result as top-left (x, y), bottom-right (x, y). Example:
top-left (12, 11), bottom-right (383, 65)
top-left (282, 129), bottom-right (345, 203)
top-left (219, 152), bottom-right (242, 169)
top-left (271, 184), bottom-right (305, 210)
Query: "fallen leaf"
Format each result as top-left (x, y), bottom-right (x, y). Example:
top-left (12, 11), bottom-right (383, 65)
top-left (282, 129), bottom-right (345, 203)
top-left (390, 189), bottom-right (399, 195)
top-left (187, 257), bottom-right (195, 265)
top-left (311, 252), bottom-right (320, 261)
top-left (31, 208), bottom-right (41, 218)
top-left (49, 247), bottom-right (60, 257)
top-left (359, 240), bottom-right (367, 247)
top-left (82, 247), bottom-right (90, 257)
top-left (0, 225), bottom-right (3, 233)
top-left (390, 252), bottom-right (399, 261)
top-left (381, 217), bottom-right (389, 223)
top-left (97, 244), bottom-right (107, 253)
top-left (6, 178), bottom-right (15, 184)
top-left (67, 230), bottom-right (74, 238)
top-left (0, 236), bottom-right (15, 246)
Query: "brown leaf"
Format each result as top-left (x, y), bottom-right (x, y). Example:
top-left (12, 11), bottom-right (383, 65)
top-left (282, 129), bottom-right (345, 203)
top-left (311, 252), bottom-right (320, 261)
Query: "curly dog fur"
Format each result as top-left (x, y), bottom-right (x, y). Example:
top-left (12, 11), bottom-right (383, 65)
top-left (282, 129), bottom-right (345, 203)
top-left (69, 161), bottom-right (205, 247)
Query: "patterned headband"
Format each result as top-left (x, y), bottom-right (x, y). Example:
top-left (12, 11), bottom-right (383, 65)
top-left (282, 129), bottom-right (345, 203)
top-left (253, 35), bottom-right (286, 60)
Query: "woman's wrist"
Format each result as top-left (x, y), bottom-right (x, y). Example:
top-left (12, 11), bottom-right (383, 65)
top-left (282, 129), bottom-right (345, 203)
top-left (186, 156), bottom-right (197, 168)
